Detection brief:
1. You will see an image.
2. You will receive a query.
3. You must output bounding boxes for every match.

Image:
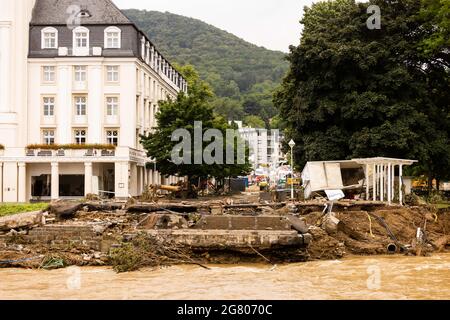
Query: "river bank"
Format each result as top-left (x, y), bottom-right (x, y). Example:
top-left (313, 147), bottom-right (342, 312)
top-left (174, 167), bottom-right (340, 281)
top-left (0, 200), bottom-right (449, 271)
top-left (1, 254), bottom-right (449, 300)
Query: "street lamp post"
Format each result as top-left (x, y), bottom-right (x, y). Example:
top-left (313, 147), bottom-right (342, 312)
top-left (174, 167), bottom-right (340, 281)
top-left (288, 139), bottom-right (296, 201)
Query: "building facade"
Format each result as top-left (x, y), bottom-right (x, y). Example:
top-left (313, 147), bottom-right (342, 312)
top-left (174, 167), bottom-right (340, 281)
top-left (0, 0), bottom-right (187, 202)
top-left (233, 121), bottom-right (284, 172)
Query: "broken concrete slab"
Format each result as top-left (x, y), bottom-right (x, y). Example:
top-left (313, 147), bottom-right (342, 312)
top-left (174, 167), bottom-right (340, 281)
top-left (210, 206), bottom-right (223, 215)
top-left (287, 216), bottom-right (309, 234)
top-left (192, 215), bottom-right (291, 231)
top-left (143, 229), bottom-right (309, 249)
top-left (0, 211), bottom-right (45, 232)
top-left (127, 204), bottom-right (199, 214)
top-left (137, 213), bottom-right (189, 230)
top-left (322, 213), bottom-right (341, 235)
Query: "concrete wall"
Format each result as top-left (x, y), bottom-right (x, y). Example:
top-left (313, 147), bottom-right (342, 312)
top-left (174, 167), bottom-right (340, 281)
top-left (27, 225), bottom-right (107, 252)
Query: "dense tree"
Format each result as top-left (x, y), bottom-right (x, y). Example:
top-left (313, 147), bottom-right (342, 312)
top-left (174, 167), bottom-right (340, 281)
top-left (274, 0), bottom-right (450, 188)
top-left (124, 9), bottom-right (288, 128)
top-left (140, 65), bottom-right (251, 192)
top-left (244, 115), bottom-right (266, 129)
top-left (269, 115), bottom-right (283, 130)
top-left (420, 0), bottom-right (450, 56)
top-left (211, 97), bottom-right (245, 121)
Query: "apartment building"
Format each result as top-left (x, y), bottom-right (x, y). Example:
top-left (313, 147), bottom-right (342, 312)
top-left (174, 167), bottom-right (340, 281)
top-left (0, 0), bottom-right (187, 202)
top-left (233, 122), bottom-right (284, 171)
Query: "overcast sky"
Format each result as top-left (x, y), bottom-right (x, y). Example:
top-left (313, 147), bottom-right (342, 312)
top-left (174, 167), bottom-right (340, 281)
top-left (113, 0), bottom-right (317, 52)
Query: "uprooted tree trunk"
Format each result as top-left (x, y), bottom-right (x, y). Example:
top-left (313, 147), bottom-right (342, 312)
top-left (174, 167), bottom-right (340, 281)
top-left (50, 203), bottom-right (84, 221)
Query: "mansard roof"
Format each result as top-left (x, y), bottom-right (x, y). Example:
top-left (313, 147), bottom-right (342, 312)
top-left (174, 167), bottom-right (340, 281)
top-left (31, 0), bottom-right (132, 25)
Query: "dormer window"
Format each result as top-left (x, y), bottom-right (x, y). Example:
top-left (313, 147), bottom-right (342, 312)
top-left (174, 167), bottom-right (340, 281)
top-left (73, 26), bottom-right (90, 56)
top-left (74, 27), bottom-right (89, 48)
top-left (104, 26), bottom-right (121, 49)
top-left (41, 27), bottom-right (58, 49)
top-left (77, 9), bottom-right (91, 18)
top-left (141, 36), bottom-right (146, 59)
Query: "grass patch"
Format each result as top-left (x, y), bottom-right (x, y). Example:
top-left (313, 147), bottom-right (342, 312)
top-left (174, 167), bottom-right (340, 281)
top-left (0, 203), bottom-right (49, 217)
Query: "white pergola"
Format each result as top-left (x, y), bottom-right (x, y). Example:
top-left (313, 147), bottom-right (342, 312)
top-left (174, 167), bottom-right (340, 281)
top-left (353, 157), bottom-right (418, 206)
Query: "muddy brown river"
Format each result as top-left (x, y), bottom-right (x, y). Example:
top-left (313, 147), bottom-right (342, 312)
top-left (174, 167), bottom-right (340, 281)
top-left (1, 254), bottom-right (449, 300)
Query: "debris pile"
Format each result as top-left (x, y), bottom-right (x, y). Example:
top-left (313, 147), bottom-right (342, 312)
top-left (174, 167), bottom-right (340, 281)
top-left (109, 233), bottom-right (207, 273)
top-left (0, 197), bottom-right (449, 272)
top-left (301, 206), bottom-right (449, 260)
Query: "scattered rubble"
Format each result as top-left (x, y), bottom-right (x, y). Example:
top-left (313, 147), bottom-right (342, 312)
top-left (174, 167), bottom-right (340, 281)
top-left (302, 206), bottom-right (449, 259)
top-left (0, 198), bottom-right (449, 272)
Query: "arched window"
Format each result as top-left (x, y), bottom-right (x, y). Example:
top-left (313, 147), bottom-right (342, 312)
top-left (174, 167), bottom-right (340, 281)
top-left (104, 26), bottom-right (121, 49)
top-left (73, 26), bottom-right (90, 56)
top-left (41, 27), bottom-right (58, 49)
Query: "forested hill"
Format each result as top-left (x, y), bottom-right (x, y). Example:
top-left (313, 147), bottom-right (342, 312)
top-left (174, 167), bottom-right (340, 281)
top-left (123, 9), bottom-right (289, 127)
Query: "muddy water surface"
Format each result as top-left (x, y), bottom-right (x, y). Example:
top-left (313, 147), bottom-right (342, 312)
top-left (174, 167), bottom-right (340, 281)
top-left (1, 254), bottom-right (449, 300)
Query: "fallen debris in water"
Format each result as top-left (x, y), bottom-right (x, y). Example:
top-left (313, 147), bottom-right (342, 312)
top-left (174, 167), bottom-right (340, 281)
top-left (109, 233), bottom-right (209, 273)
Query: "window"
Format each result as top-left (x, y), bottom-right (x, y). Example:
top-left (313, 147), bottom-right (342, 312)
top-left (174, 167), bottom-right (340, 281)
top-left (106, 66), bottom-right (119, 82)
top-left (41, 27), bottom-right (58, 49)
top-left (73, 27), bottom-right (89, 48)
top-left (43, 97), bottom-right (55, 116)
top-left (43, 130), bottom-right (55, 145)
top-left (150, 47), bottom-right (155, 67)
top-left (146, 42), bottom-right (150, 63)
top-left (74, 96), bottom-right (87, 116)
top-left (77, 9), bottom-right (91, 18)
top-left (74, 129), bottom-right (87, 145)
top-left (43, 66), bottom-right (56, 83)
top-left (154, 53), bottom-right (159, 71)
top-left (74, 66), bottom-right (87, 82)
top-left (136, 68), bottom-right (140, 88)
top-left (106, 130), bottom-right (119, 146)
top-left (106, 97), bottom-right (119, 116)
top-left (141, 36), bottom-right (146, 59)
top-left (104, 27), bottom-right (121, 49)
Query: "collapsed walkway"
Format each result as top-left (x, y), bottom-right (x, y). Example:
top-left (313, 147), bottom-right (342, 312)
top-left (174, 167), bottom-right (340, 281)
top-left (0, 198), bottom-right (449, 271)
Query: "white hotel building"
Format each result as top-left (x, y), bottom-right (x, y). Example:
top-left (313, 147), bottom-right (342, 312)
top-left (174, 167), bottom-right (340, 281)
top-left (0, 0), bottom-right (187, 202)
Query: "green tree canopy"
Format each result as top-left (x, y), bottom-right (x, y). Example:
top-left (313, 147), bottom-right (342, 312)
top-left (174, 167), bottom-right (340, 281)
top-left (420, 0), bottom-right (450, 56)
top-left (274, 0), bottom-right (450, 186)
top-left (140, 65), bottom-right (251, 189)
top-left (244, 115), bottom-right (266, 129)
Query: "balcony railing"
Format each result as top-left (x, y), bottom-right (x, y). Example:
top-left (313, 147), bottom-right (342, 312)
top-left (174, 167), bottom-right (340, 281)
top-left (3, 146), bottom-right (148, 163)
top-left (26, 148), bottom-right (116, 158)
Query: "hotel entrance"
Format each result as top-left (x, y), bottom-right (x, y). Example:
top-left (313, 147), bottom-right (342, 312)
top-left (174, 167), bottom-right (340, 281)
top-left (31, 174), bottom-right (85, 199)
top-left (28, 162), bottom-right (115, 201)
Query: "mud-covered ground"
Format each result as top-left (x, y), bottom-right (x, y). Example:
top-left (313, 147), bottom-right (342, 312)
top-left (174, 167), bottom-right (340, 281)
top-left (0, 200), bottom-right (449, 271)
top-left (303, 207), bottom-right (450, 260)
